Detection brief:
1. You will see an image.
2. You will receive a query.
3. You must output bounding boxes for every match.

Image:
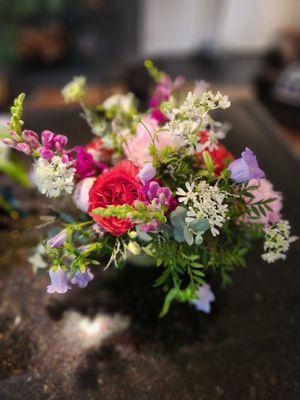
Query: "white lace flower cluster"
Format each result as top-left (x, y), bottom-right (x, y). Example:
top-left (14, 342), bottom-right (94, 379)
top-left (262, 219), bottom-right (297, 263)
top-left (178, 90), bottom-right (230, 120)
top-left (33, 155), bottom-right (75, 198)
top-left (176, 181), bottom-right (229, 236)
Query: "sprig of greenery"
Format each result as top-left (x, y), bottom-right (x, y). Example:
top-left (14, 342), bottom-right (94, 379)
top-left (92, 202), bottom-right (167, 224)
top-left (7, 93), bottom-right (25, 136)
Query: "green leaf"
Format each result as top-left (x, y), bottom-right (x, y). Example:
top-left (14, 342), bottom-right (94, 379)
top-left (170, 206), bottom-right (187, 227)
top-left (189, 218), bottom-right (210, 232)
top-left (202, 150), bottom-right (214, 173)
top-left (183, 226), bottom-right (194, 246)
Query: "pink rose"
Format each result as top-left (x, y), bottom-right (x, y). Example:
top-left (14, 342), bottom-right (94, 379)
top-left (245, 178), bottom-right (282, 226)
top-left (123, 115), bottom-right (182, 166)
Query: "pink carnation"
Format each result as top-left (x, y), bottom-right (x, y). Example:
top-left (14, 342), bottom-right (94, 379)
top-left (123, 116), bottom-right (182, 166)
top-left (245, 178), bottom-right (283, 226)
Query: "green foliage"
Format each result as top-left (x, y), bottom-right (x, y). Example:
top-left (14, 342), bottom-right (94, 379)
top-left (8, 93), bottom-right (25, 136)
top-left (144, 59), bottom-right (165, 83)
top-left (92, 202), bottom-right (167, 224)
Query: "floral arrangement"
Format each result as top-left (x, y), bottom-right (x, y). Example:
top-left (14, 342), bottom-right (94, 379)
top-left (3, 61), bottom-right (297, 316)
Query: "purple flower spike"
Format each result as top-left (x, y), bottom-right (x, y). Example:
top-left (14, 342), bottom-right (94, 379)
top-left (228, 147), bottom-right (265, 183)
top-left (47, 266), bottom-right (71, 294)
top-left (138, 163), bottom-right (156, 185)
top-left (22, 130), bottom-right (40, 148)
top-left (38, 147), bottom-right (54, 160)
top-left (54, 135), bottom-right (68, 152)
top-left (47, 229), bottom-right (67, 248)
top-left (192, 284), bottom-right (215, 313)
top-left (41, 130), bottom-right (55, 148)
top-left (9, 130), bottom-right (21, 142)
top-left (71, 268), bottom-right (94, 288)
top-left (15, 143), bottom-right (32, 155)
top-left (147, 181), bottom-right (160, 200)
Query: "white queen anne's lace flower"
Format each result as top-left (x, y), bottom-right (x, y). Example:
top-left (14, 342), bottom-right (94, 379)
top-left (33, 155), bottom-right (75, 198)
top-left (262, 219), bottom-right (297, 263)
top-left (177, 180), bottom-right (229, 236)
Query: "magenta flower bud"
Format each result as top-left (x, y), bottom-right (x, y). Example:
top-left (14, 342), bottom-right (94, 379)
top-left (22, 130), bottom-right (40, 148)
top-left (2, 138), bottom-right (16, 148)
top-left (61, 153), bottom-right (71, 163)
top-left (47, 266), bottom-right (71, 294)
top-left (41, 130), bottom-right (55, 148)
top-left (16, 142), bottom-right (32, 155)
top-left (138, 163), bottom-right (156, 185)
top-left (54, 135), bottom-right (68, 152)
top-left (38, 147), bottom-right (54, 160)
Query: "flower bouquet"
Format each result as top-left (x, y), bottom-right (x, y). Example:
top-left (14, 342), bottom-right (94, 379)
top-left (3, 61), bottom-right (296, 316)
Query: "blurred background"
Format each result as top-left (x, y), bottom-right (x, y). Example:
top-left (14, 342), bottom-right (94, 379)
top-left (0, 0), bottom-right (300, 151)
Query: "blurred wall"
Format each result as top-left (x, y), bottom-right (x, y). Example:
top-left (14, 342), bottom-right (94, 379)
top-left (139, 0), bottom-right (300, 56)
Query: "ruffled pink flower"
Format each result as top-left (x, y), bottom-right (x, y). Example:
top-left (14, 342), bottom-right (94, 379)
top-left (123, 116), bottom-right (182, 166)
top-left (245, 178), bottom-right (283, 226)
top-left (73, 146), bottom-right (96, 179)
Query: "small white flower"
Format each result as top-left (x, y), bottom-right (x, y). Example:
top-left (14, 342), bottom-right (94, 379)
top-left (61, 76), bottom-right (86, 103)
top-left (102, 93), bottom-right (135, 114)
top-left (33, 155), bottom-right (75, 198)
top-left (28, 243), bottom-right (47, 273)
top-left (262, 219), bottom-right (297, 263)
top-left (177, 180), bottom-right (229, 237)
top-left (176, 182), bottom-right (197, 205)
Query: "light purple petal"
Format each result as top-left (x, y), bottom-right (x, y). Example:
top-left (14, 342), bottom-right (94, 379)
top-left (47, 229), bottom-right (67, 248)
top-left (138, 163), bottom-right (156, 185)
top-left (47, 266), bottom-right (71, 294)
top-left (71, 268), bottom-right (94, 288)
top-left (192, 284), bottom-right (215, 314)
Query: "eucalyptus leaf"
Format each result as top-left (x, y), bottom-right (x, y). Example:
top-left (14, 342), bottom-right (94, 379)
top-left (170, 206), bottom-right (187, 227)
top-left (183, 226), bottom-right (194, 246)
top-left (189, 218), bottom-right (210, 233)
top-left (173, 226), bottom-right (185, 243)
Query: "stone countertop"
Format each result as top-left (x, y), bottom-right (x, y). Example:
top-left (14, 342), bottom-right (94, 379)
top-left (0, 100), bottom-right (299, 400)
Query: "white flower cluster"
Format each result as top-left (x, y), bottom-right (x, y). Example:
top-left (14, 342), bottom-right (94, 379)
top-left (176, 181), bottom-right (229, 236)
top-left (61, 76), bottom-right (86, 103)
top-left (33, 156), bottom-right (75, 198)
top-left (102, 93), bottom-right (135, 114)
top-left (262, 219), bottom-right (297, 263)
top-left (178, 90), bottom-right (230, 120)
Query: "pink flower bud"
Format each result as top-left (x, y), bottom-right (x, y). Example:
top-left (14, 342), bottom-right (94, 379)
top-left (73, 177), bottom-right (96, 213)
top-left (16, 143), bottom-right (32, 155)
top-left (54, 135), bottom-right (68, 152)
top-left (22, 130), bottom-right (40, 148)
top-left (8, 130), bottom-right (21, 142)
top-left (2, 138), bottom-right (16, 148)
top-left (38, 147), bottom-right (54, 160)
top-left (41, 130), bottom-right (55, 148)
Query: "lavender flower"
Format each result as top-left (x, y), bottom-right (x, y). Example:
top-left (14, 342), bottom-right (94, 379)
top-left (138, 163), bottom-right (156, 185)
top-left (192, 284), bottom-right (215, 313)
top-left (54, 135), bottom-right (68, 152)
top-left (228, 147), bottom-right (265, 183)
top-left (71, 268), bottom-right (94, 288)
top-left (47, 266), bottom-right (71, 294)
top-left (147, 181), bottom-right (174, 209)
top-left (47, 229), bottom-right (67, 248)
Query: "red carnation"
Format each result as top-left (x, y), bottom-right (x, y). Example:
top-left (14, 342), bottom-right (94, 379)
top-left (89, 160), bottom-right (145, 236)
